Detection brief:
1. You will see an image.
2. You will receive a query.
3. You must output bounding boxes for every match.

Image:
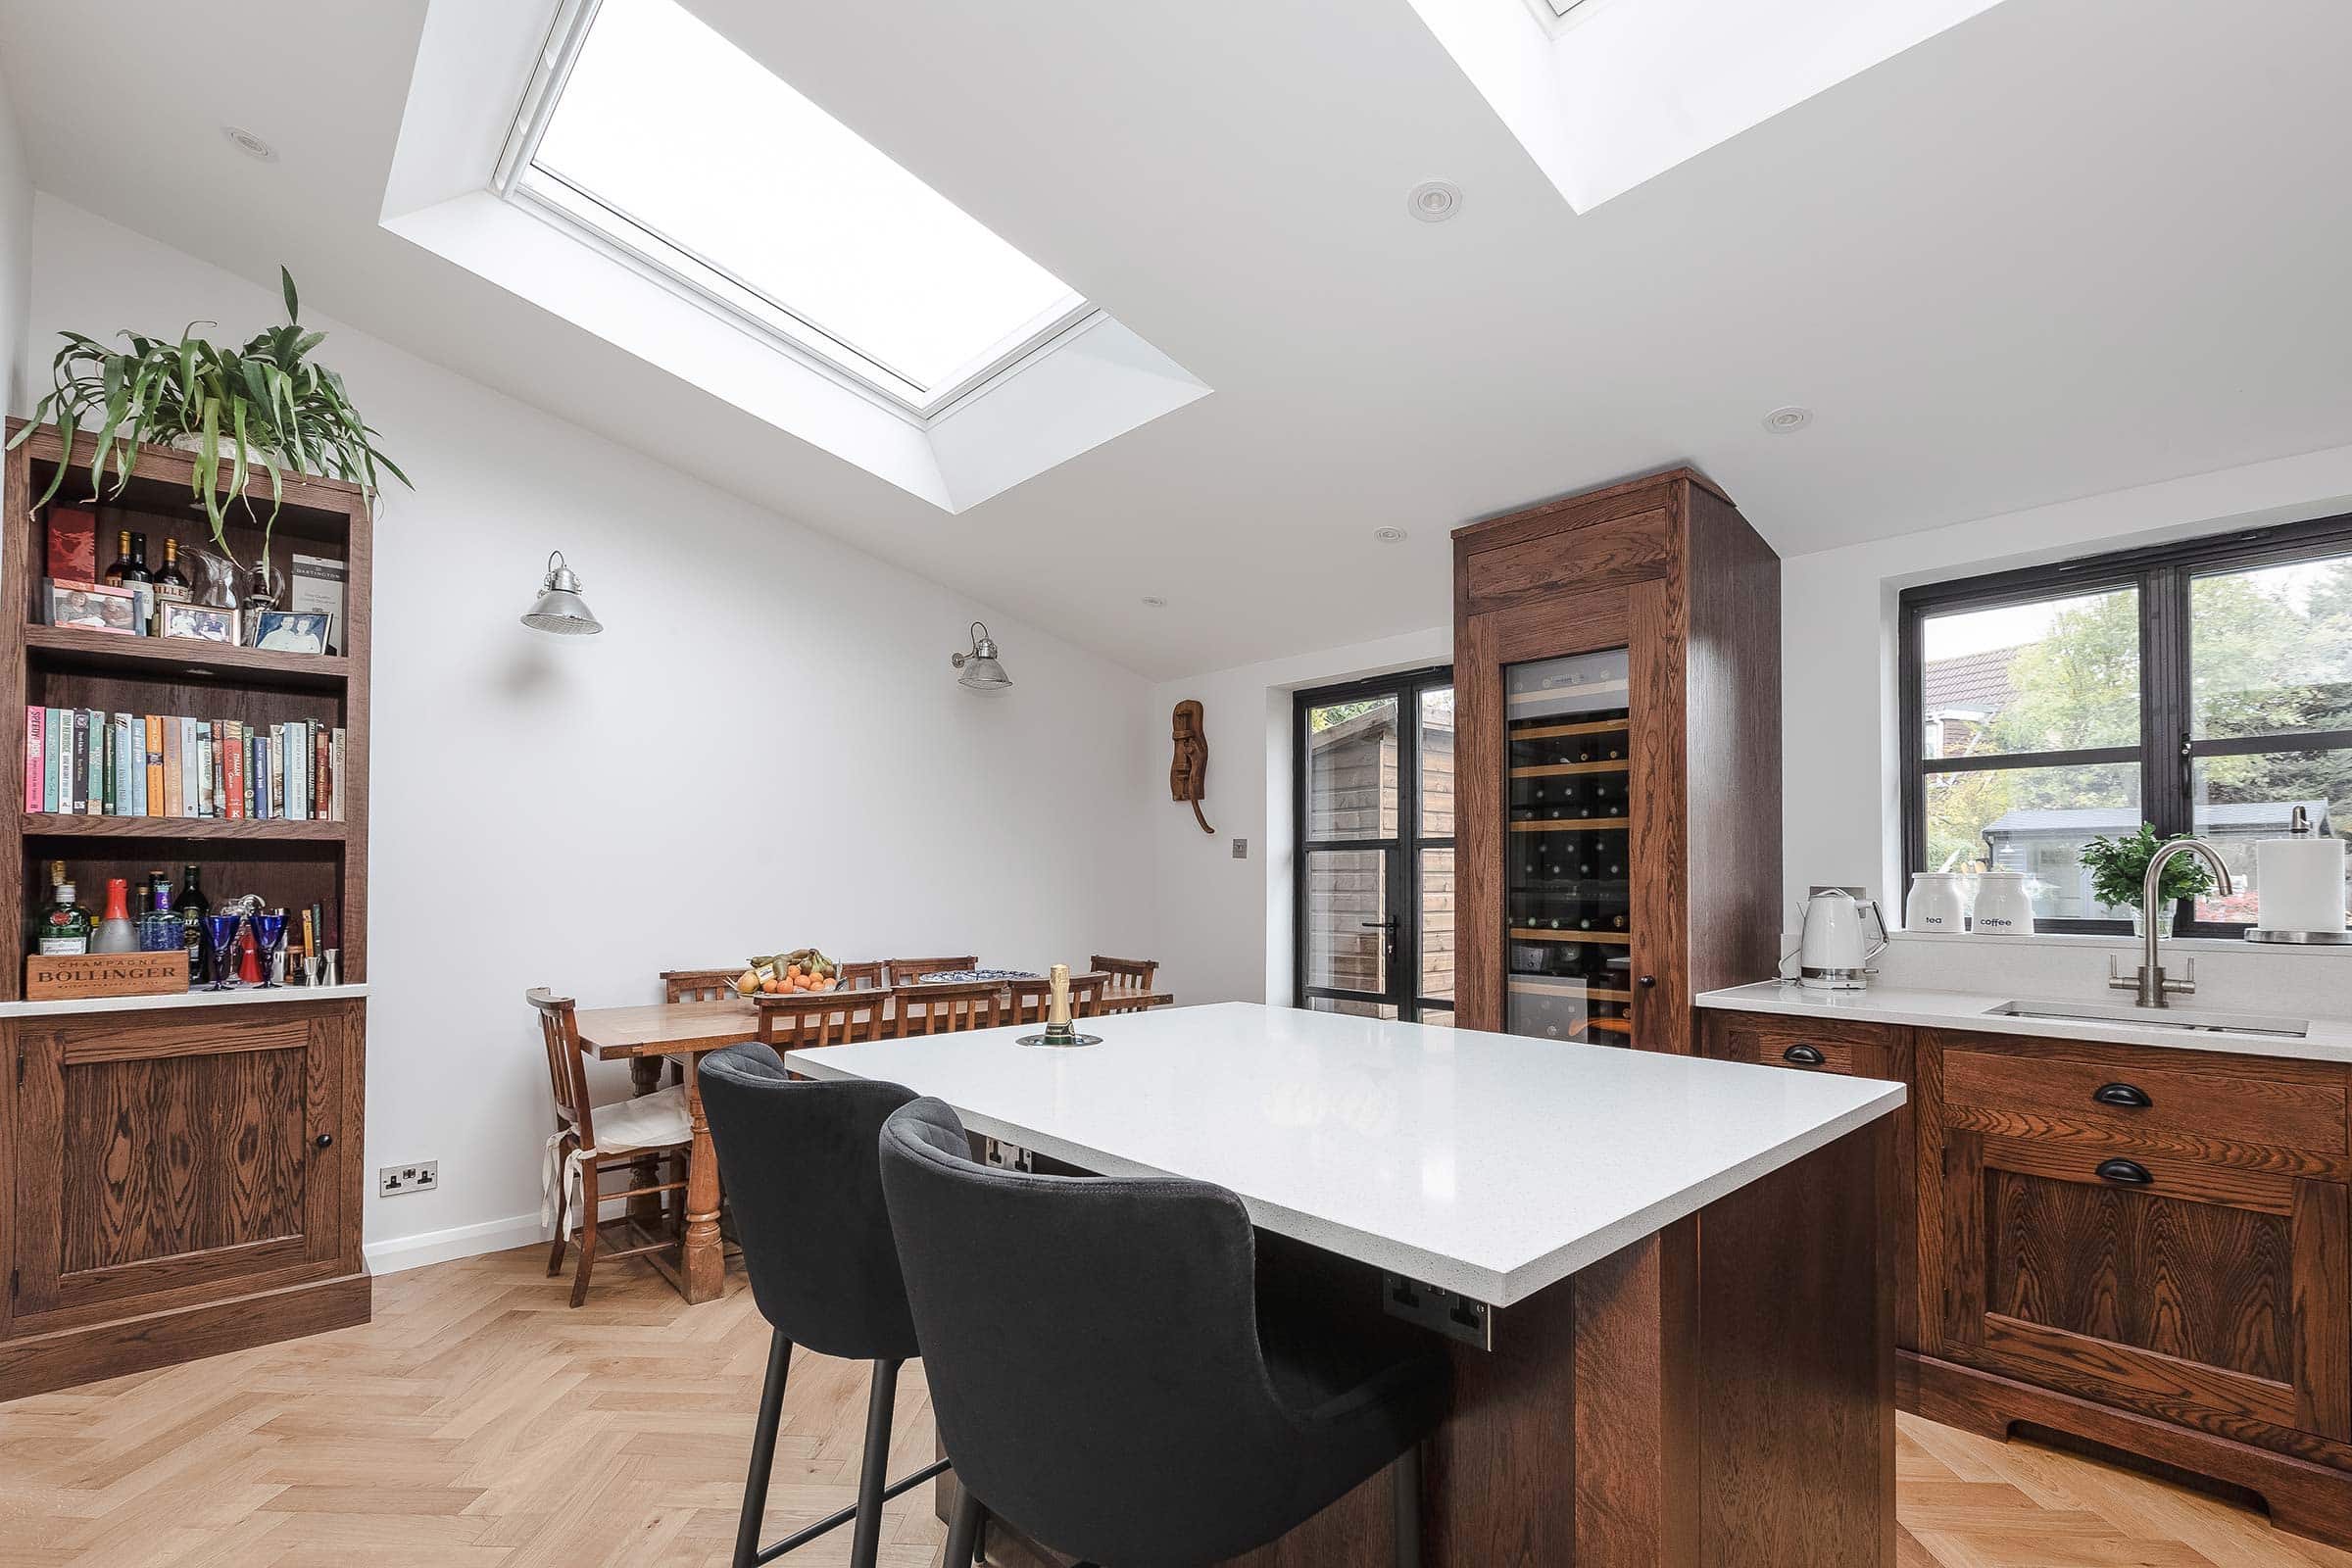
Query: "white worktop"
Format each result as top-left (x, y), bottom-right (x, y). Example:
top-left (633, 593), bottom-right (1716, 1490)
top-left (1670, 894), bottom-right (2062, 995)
top-left (0, 982), bottom-right (368, 1019)
top-left (786, 1001), bottom-right (1902, 1307)
top-left (1696, 979), bottom-right (2352, 1064)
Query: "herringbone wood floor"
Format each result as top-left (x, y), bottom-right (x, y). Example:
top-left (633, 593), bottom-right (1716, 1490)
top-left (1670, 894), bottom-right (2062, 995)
top-left (3, 1244), bottom-right (2348, 1567)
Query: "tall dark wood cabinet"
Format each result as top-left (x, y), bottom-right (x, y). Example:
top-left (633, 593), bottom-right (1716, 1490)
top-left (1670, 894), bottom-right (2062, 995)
top-left (0, 421), bottom-right (372, 1400)
top-left (1453, 467), bottom-right (1780, 1051)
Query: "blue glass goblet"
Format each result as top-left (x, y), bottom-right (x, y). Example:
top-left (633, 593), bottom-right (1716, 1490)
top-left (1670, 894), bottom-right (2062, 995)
top-left (204, 913), bottom-right (244, 991)
top-left (251, 911), bottom-right (288, 989)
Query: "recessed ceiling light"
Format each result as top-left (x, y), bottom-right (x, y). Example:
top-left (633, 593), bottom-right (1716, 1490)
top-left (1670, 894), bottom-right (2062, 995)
top-left (1141, 596), bottom-right (1168, 608)
top-left (1373, 526), bottom-right (1408, 544)
top-left (1406, 180), bottom-right (1463, 223)
top-left (223, 125), bottom-right (277, 162)
top-left (1762, 405), bottom-right (1813, 434)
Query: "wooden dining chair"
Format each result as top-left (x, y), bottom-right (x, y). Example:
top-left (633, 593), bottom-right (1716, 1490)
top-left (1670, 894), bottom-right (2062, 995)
top-left (883, 955), bottom-right (980, 988)
top-left (834, 960), bottom-right (885, 991)
top-left (662, 968), bottom-right (743, 1003)
top-left (1007, 972), bottom-right (1109, 1025)
top-left (530, 988), bottom-right (694, 1307)
top-left (755, 986), bottom-right (896, 1050)
top-left (1092, 955), bottom-right (1161, 1014)
top-left (900, 980), bottom-right (1002, 1035)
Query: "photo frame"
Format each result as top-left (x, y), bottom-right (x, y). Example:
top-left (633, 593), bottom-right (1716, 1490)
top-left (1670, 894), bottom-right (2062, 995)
top-left (47, 580), bottom-right (139, 636)
top-left (253, 609), bottom-right (331, 656)
top-left (161, 602), bottom-right (239, 645)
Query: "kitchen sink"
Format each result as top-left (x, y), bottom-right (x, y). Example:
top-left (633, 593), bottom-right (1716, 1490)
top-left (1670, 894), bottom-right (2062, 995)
top-left (1985, 999), bottom-right (2310, 1040)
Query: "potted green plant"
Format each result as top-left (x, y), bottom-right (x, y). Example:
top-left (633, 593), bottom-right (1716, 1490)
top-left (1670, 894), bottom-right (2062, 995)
top-left (6, 267), bottom-right (409, 569)
top-left (2079, 823), bottom-right (2217, 936)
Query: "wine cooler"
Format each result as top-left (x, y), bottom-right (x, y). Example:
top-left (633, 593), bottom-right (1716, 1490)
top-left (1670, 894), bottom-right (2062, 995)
top-left (1504, 648), bottom-right (1635, 1044)
top-left (1453, 466), bottom-right (1782, 1052)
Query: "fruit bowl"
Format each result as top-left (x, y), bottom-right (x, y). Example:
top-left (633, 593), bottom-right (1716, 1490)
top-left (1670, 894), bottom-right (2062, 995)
top-left (734, 947), bottom-right (841, 997)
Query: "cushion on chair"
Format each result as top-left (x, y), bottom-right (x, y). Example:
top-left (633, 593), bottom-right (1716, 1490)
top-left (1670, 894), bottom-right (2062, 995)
top-left (541, 1085), bottom-right (692, 1226)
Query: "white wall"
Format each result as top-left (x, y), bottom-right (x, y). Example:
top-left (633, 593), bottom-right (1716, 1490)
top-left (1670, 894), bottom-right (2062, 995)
top-left (23, 196), bottom-right (1156, 1271)
top-left (1147, 626), bottom-right (1449, 1006)
top-left (1780, 441), bottom-right (2352, 920)
top-left (0, 70), bottom-right (30, 413)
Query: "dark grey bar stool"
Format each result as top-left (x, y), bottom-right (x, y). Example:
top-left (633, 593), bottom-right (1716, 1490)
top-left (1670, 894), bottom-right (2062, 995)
top-left (878, 1096), bottom-right (1449, 1568)
top-left (698, 1043), bottom-right (953, 1568)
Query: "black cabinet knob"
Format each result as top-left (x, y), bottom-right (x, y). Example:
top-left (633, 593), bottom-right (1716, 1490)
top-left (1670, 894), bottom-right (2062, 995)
top-left (2095, 1157), bottom-right (2153, 1186)
top-left (2092, 1082), bottom-right (2152, 1109)
top-left (1783, 1044), bottom-right (1827, 1066)
top-left (315, 1133), bottom-right (334, 1150)
top-left (1637, 975), bottom-right (1656, 988)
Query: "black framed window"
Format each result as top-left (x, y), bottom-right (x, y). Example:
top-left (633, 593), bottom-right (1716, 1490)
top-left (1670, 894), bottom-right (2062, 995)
top-left (1294, 666), bottom-right (1455, 1019)
top-left (1901, 514), bottom-right (2352, 937)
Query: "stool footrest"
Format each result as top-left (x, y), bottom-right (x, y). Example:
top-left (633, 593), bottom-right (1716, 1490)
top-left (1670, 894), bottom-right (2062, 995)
top-left (751, 1457), bottom-right (951, 1565)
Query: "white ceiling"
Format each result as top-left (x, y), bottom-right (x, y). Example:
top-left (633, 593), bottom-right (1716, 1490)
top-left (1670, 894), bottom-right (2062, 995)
top-left (4, 0), bottom-right (2350, 679)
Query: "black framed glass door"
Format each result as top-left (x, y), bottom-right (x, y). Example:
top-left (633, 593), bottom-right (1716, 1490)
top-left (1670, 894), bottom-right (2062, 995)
top-left (1295, 666), bottom-right (1454, 1021)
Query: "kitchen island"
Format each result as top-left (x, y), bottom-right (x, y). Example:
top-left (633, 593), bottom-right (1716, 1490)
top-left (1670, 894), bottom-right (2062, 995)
top-left (787, 1001), bottom-right (1906, 1566)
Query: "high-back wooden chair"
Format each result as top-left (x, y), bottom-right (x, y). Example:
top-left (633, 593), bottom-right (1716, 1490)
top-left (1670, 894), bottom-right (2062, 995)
top-left (884, 955), bottom-right (980, 988)
top-left (900, 980), bottom-right (1002, 1035)
top-left (756, 986), bottom-right (896, 1051)
top-left (1007, 972), bottom-right (1109, 1025)
top-left (834, 960), bottom-right (885, 991)
top-left (662, 968), bottom-right (742, 1003)
top-left (530, 988), bottom-right (694, 1307)
top-left (1092, 956), bottom-right (1160, 1015)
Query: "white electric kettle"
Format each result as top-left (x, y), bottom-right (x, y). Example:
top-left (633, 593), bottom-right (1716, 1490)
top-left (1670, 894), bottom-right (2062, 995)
top-left (1797, 888), bottom-right (1888, 991)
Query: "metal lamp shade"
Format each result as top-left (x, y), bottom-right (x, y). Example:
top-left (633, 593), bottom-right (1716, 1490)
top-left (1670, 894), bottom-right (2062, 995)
top-left (521, 552), bottom-right (603, 635)
top-left (952, 622), bottom-right (1010, 691)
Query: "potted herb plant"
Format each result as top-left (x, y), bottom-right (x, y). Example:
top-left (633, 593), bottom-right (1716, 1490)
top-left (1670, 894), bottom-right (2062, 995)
top-left (6, 268), bottom-right (409, 569)
top-left (2079, 823), bottom-right (2217, 936)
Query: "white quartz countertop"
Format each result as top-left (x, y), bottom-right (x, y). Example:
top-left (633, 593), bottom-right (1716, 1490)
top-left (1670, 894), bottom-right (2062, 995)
top-left (1696, 980), bottom-right (2352, 1064)
top-left (0, 982), bottom-right (368, 1019)
top-left (786, 1001), bottom-right (1902, 1307)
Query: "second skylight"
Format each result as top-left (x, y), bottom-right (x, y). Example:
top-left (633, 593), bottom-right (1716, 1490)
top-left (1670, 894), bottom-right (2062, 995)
top-left (514, 0), bottom-right (1087, 411)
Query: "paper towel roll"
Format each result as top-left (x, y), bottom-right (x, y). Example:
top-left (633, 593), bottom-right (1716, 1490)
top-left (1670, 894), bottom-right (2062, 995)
top-left (2257, 834), bottom-right (2348, 933)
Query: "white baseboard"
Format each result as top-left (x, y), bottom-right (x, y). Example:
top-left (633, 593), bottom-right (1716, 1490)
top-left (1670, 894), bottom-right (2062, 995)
top-left (365, 1211), bottom-right (546, 1275)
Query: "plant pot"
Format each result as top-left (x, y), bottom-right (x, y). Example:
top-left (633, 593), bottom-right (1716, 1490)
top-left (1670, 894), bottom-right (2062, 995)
top-left (2130, 906), bottom-right (2177, 939)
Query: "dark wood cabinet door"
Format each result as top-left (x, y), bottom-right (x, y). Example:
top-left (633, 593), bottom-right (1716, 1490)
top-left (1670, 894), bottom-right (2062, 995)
top-left (11, 1005), bottom-right (350, 1330)
top-left (1939, 1128), bottom-right (2352, 1447)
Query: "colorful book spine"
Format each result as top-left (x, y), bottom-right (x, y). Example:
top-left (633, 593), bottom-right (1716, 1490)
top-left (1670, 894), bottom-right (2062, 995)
top-left (330, 728), bottom-right (345, 822)
top-left (24, 707), bottom-right (40, 812)
top-left (44, 708), bottom-right (61, 814)
top-left (71, 710), bottom-right (89, 815)
top-left (180, 717), bottom-right (198, 817)
top-left (145, 715), bottom-right (164, 817)
top-left (223, 721), bottom-right (245, 820)
top-left (164, 719), bottom-right (183, 818)
top-left (313, 725), bottom-right (326, 821)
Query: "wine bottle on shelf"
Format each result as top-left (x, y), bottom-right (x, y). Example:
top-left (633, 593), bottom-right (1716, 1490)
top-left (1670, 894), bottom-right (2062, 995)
top-left (174, 863), bottom-right (210, 982)
top-left (155, 538), bottom-right (192, 608)
top-left (104, 529), bottom-right (138, 586)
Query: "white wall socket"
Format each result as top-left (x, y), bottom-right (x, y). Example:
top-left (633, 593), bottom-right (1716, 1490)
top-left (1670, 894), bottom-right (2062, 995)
top-left (379, 1161), bottom-right (439, 1198)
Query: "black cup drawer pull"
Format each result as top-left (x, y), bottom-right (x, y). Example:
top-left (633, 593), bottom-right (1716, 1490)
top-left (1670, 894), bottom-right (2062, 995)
top-left (2092, 1083), bottom-right (2153, 1109)
top-left (1782, 1045), bottom-right (1827, 1066)
top-left (2095, 1158), bottom-right (2153, 1186)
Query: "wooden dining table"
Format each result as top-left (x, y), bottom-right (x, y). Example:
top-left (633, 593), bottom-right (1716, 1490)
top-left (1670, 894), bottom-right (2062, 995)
top-left (571, 985), bottom-right (1174, 1302)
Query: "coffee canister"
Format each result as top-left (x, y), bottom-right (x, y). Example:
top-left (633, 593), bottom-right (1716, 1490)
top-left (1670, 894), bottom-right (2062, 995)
top-left (1971, 868), bottom-right (2036, 936)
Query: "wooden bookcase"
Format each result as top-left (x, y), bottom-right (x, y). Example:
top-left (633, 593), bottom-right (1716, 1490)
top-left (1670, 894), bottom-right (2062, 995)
top-left (0, 418), bottom-right (372, 1399)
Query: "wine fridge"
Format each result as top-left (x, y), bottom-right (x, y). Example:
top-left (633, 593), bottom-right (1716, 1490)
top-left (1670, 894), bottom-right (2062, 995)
top-left (1504, 648), bottom-right (1635, 1044)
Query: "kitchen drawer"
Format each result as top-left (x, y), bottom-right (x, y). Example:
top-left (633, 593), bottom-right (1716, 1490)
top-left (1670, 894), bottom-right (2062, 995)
top-left (1936, 1032), bottom-right (2349, 1172)
top-left (1700, 1010), bottom-right (1901, 1079)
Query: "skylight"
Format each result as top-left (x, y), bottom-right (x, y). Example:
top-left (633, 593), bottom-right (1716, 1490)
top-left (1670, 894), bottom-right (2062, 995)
top-left (503, 0), bottom-right (1088, 413)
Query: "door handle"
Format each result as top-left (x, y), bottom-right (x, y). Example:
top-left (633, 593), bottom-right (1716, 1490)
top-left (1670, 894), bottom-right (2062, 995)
top-left (2091, 1083), bottom-right (2152, 1109)
top-left (2095, 1158), bottom-right (2153, 1186)
top-left (1360, 919), bottom-right (1399, 930)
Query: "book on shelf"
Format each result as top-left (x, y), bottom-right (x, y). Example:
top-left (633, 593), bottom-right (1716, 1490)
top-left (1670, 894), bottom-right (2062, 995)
top-left (24, 706), bottom-right (346, 822)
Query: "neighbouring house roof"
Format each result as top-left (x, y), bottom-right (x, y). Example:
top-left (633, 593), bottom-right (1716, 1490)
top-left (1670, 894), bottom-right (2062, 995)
top-left (1921, 646), bottom-right (2019, 719)
top-left (1983, 802), bottom-right (2333, 837)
